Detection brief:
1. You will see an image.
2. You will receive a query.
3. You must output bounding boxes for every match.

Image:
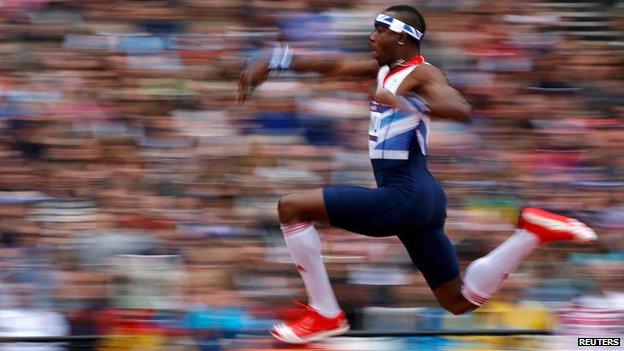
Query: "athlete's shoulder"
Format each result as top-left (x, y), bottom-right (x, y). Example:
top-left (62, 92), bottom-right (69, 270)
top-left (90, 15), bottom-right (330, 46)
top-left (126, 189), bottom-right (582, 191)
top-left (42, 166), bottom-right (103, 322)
top-left (399, 62), bottom-right (449, 95)
top-left (411, 62), bottom-right (448, 84)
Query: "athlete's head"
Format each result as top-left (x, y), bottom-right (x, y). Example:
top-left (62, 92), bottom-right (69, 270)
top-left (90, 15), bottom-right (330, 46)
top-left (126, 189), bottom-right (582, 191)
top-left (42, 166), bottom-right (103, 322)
top-left (370, 5), bottom-right (426, 66)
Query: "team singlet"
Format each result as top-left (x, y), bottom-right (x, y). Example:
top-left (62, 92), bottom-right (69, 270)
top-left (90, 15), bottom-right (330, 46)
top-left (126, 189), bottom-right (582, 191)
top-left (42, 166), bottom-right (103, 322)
top-left (368, 55), bottom-right (430, 162)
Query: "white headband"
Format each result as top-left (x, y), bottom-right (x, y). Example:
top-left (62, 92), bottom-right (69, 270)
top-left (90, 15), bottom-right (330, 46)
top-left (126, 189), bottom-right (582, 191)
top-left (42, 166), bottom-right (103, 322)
top-left (374, 13), bottom-right (423, 41)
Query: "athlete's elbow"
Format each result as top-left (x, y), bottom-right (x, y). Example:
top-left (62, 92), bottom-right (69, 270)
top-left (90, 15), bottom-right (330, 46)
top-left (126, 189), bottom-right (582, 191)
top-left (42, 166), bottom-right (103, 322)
top-left (454, 103), bottom-right (472, 123)
top-left (436, 102), bottom-right (471, 122)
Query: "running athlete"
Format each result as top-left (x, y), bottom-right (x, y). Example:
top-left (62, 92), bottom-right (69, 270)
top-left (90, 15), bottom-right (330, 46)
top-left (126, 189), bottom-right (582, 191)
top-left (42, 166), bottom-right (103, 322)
top-left (237, 5), bottom-right (597, 344)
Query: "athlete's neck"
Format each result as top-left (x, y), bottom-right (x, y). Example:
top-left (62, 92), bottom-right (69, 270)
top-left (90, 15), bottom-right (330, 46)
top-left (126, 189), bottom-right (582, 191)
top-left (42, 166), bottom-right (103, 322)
top-left (388, 48), bottom-right (421, 71)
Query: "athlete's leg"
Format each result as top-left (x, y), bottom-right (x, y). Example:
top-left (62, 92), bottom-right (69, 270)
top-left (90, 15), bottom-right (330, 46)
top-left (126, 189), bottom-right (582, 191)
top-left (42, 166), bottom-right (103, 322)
top-left (432, 277), bottom-right (476, 315)
top-left (272, 188), bottom-right (348, 343)
top-left (276, 186), bottom-right (402, 318)
top-left (276, 189), bottom-right (340, 317)
top-left (406, 228), bottom-right (549, 315)
top-left (398, 228), bottom-right (476, 315)
top-left (404, 218), bottom-right (596, 315)
top-left (408, 226), bottom-right (544, 314)
top-left (396, 174), bottom-right (478, 315)
top-left (460, 208), bottom-right (596, 307)
top-left (272, 186), bottom-right (413, 343)
top-left (460, 228), bottom-right (539, 307)
top-left (278, 189), bottom-right (330, 225)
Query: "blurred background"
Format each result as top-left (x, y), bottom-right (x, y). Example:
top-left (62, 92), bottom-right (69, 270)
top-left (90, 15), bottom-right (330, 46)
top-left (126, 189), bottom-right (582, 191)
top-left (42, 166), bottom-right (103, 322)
top-left (0, 0), bottom-right (622, 350)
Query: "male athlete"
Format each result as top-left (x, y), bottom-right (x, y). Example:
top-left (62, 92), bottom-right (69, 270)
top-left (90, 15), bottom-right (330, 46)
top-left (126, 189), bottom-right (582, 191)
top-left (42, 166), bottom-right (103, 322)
top-left (238, 5), bottom-right (597, 344)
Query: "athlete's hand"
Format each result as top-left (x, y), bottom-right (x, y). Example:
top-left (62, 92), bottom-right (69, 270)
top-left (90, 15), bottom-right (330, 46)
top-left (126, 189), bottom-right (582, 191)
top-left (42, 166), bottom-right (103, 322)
top-left (237, 60), bottom-right (270, 105)
top-left (373, 88), bottom-right (407, 109)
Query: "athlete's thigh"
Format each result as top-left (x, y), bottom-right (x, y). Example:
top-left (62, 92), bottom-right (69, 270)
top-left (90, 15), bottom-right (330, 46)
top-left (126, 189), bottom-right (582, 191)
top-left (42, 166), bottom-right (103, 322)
top-left (397, 173), bottom-right (459, 289)
top-left (323, 185), bottom-right (411, 237)
top-left (398, 227), bottom-right (460, 290)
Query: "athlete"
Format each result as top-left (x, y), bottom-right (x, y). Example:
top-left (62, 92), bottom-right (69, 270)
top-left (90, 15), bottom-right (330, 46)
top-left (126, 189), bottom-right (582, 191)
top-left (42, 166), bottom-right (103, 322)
top-left (238, 5), bottom-right (597, 344)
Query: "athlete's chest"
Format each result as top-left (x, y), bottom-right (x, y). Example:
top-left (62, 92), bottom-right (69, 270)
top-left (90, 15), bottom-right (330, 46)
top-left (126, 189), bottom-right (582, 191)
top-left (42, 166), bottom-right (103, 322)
top-left (375, 65), bottom-right (418, 95)
top-left (369, 64), bottom-right (418, 141)
top-left (368, 63), bottom-right (430, 160)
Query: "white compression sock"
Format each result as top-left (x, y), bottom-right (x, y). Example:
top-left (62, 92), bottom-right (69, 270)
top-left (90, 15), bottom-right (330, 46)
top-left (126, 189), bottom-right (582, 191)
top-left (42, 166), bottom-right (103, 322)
top-left (462, 229), bottom-right (539, 306)
top-left (281, 222), bottom-right (341, 317)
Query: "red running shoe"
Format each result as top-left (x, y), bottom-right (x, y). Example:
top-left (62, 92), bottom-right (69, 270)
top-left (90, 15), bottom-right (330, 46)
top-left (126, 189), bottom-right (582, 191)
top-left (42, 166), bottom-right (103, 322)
top-left (270, 304), bottom-right (349, 344)
top-left (518, 207), bottom-right (597, 245)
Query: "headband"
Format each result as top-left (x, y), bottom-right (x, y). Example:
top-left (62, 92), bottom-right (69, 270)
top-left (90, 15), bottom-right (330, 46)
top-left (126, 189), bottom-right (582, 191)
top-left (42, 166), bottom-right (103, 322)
top-left (374, 13), bottom-right (423, 41)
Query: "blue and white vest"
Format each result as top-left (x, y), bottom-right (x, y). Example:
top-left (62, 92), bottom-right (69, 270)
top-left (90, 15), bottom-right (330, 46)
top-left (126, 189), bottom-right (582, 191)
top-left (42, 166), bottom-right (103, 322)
top-left (368, 62), bottom-right (431, 185)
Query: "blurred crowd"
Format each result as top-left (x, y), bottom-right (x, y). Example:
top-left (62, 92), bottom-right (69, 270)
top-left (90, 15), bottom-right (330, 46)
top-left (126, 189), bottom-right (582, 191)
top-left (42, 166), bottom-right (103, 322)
top-left (0, 0), bottom-right (622, 350)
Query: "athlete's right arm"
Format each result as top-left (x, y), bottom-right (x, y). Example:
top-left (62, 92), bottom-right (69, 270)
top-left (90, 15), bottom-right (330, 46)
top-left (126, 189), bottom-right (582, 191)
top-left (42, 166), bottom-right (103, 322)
top-left (237, 53), bottom-right (378, 104)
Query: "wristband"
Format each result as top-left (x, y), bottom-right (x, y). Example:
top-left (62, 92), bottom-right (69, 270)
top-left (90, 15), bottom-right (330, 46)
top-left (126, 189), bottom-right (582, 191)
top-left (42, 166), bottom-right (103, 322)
top-left (268, 43), bottom-right (292, 71)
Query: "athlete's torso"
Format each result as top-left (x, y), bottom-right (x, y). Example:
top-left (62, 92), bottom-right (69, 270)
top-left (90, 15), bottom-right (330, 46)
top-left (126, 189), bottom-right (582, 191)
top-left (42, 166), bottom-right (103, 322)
top-left (368, 57), bottom-right (431, 187)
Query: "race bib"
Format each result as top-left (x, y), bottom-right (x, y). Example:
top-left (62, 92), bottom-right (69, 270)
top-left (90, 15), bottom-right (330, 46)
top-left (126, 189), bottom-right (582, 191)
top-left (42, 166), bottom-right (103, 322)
top-left (369, 111), bottom-right (382, 141)
top-left (369, 102), bottom-right (389, 141)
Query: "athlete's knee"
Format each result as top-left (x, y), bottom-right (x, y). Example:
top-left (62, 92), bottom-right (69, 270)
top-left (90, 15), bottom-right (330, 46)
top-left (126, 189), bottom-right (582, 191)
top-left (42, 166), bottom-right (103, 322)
top-left (443, 303), bottom-right (472, 315)
top-left (438, 296), bottom-right (472, 315)
top-left (434, 284), bottom-right (475, 315)
top-left (439, 296), bottom-right (475, 315)
top-left (278, 194), bottom-right (303, 224)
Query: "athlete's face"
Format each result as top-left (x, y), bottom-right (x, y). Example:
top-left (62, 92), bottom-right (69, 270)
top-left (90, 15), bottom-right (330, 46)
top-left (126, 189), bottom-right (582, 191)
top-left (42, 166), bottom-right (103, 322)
top-left (369, 12), bottom-right (403, 66)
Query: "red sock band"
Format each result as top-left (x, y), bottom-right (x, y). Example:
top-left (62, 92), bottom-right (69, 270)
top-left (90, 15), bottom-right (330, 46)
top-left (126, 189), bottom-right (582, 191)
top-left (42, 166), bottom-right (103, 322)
top-left (281, 222), bottom-right (312, 236)
top-left (461, 284), bottom-right (488, 306)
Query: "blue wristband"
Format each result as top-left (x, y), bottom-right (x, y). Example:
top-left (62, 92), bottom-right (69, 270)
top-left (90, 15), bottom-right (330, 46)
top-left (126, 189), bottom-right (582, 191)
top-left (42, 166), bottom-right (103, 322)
top-left (268, 43), bottom-right (292, 71)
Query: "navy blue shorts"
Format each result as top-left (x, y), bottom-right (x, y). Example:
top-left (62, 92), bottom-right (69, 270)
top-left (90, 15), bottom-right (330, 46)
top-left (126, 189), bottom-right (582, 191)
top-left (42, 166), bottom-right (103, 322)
top-left (323, 170), bottom-right (460, 290)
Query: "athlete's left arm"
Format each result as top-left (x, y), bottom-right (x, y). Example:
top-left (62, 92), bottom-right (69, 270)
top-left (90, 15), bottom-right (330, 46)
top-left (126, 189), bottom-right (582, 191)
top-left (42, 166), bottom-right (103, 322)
top-left (408, 64), bottom-right (471, 122)
top-left (377, 65), bottom-right (471, 122)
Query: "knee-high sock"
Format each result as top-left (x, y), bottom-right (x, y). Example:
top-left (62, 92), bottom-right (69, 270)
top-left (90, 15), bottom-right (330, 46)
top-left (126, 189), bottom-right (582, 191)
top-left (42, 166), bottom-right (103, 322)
top-left (281, 222), bottom-right (341, 317)
top-left (461, 229), bottom-right (539, 306)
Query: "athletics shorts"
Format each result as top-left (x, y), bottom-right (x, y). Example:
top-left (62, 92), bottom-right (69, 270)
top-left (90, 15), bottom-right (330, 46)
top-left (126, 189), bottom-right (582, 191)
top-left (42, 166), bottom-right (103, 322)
top-left (323, 170), bottom-right (460, 289)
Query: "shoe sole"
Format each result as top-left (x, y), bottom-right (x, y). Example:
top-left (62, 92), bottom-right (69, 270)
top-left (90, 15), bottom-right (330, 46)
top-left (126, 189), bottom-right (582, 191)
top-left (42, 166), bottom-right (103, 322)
top-left (270, 323), bottom-right (350, 344)
top-left (522, 209), bottom-right (598, 243)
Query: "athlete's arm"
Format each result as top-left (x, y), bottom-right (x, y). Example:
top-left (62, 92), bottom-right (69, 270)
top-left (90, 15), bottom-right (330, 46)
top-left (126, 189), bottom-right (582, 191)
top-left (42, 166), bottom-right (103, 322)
top-left (409, 65), bottom-right (471, 122)
top-left (380, 65), bottom-right (471, 122)
top-left (237, 52), bottom-right (378, 104)
top-left (292, 55), bottom-right (379, 77)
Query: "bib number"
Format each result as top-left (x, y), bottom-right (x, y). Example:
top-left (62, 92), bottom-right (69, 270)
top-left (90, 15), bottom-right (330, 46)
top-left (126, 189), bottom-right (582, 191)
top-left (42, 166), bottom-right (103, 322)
top-left (369, 111), bottom-right (382, 140)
